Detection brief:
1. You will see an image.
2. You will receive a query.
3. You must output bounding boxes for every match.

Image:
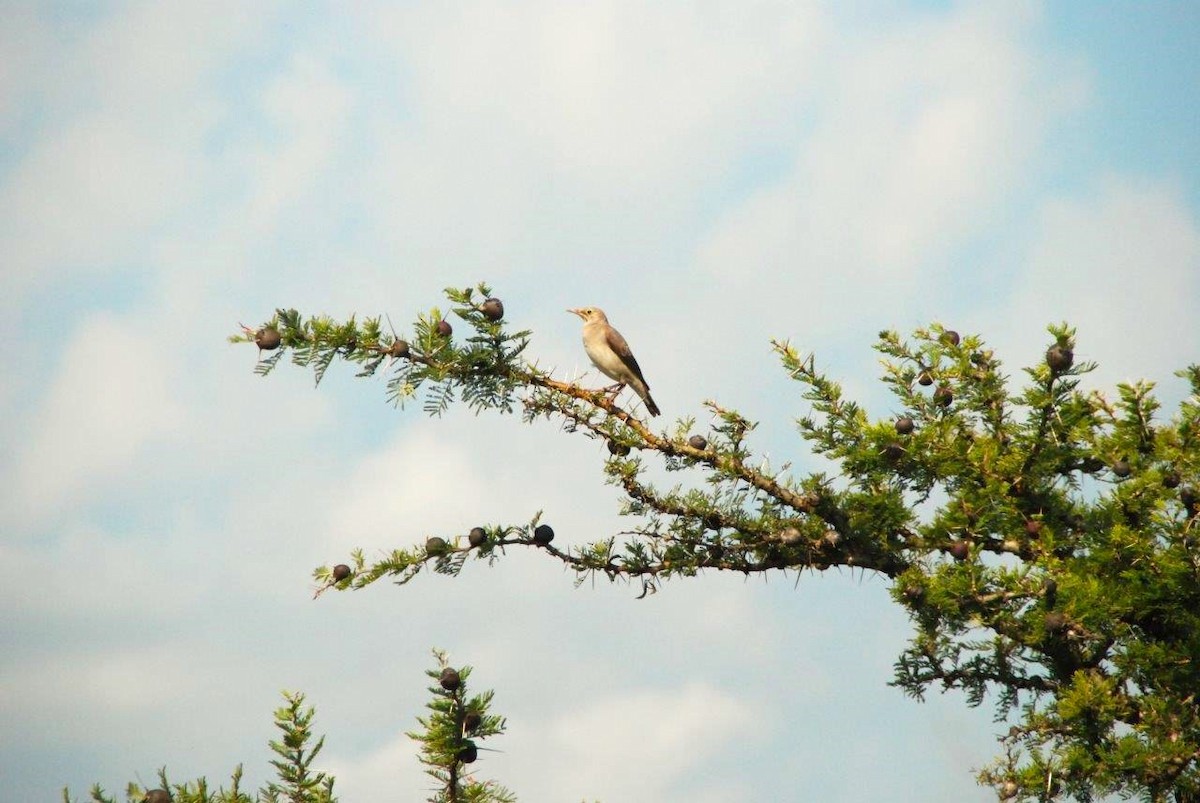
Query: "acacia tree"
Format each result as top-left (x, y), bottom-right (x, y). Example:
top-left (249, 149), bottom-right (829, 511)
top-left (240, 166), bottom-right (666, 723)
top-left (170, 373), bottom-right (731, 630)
top-left (236, 283), bottom-right (1200, 802)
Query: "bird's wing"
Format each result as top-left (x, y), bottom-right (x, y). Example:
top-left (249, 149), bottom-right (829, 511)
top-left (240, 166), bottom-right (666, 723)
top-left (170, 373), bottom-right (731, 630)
top-left (605, 326), bottom-right (650, 386)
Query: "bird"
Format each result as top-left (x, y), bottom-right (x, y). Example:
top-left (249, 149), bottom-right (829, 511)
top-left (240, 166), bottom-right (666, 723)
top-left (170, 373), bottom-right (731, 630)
top-left (568, 307), bottom-right (661, 417)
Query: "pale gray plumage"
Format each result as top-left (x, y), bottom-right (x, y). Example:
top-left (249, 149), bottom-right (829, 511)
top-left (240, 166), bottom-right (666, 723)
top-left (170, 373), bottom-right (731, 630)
top-left (568, 307), bottom-right (661, 417)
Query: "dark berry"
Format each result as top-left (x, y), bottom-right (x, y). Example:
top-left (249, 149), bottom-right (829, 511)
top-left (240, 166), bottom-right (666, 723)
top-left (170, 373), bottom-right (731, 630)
top-left (1024, 520), bottom-right (1043, 536)
top-left (688, 434), bottom-right (708, 451)
top-left (480, 298), bottom-right (505, 321)
top-left (144, 791), bottom-right (171, 803)
top-left (607, 440), bottom-right (630, 456)
top-left (439, 667), bottom-right (461, 691)
top-left (532, 524), bottom-right (554, 545)
top-left (436, 319), bottom-right (453, 337)
top-left (933, 385), bottom-right (954, 407)
top-left (463, 711), bottom-right (482, 733)
top-left (949, 541), bottom-right (970, 561)
top-left (894, 416), bottom-right (914, 435)
top-left (1044, 578), bottom-right (1058, 604)
top-left (883, 442), bottom-right (905, 461)
top-left (1080, 457), bottom-right (1104, 474)
top-left (425, 537), bottom-right (448, 556)
top-left (1046, 345), bottom-right (1073, 373)
top-left (255, 327), bottom-right (281, 351)
top-left (941, 330), bottom-right (960, 347)
top-left (1112, 460), bottom-right (1132, 478)
top-left (1181, 486), bottom-right (1198, 513)
top-left (918, 371), bottom-right (933, 387)
top-left (1162, 470), bottom-right (1181, 489)
top-left (332, 564), bottom-right (352, 582)
top-left (457, 741), bottom-right (478, 763)
top-left (468, 527), bottom-right (487, 548)
top-left (389, 339), bottom-right (410, 359)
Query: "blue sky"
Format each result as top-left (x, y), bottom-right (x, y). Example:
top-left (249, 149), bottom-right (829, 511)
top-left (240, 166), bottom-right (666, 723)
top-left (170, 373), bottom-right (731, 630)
top-left (1, 2), bottom-right (1198, 801)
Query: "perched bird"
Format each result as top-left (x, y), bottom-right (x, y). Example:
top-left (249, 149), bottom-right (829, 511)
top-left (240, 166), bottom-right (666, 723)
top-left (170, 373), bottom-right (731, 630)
top-left (568, 307), bottom-right (661, 417)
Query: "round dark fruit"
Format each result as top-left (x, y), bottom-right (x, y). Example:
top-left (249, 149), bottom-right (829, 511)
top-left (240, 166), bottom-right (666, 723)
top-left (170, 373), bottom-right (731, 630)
top-left (468, 527), bottom-right (487, 548)
top-left (894, 416), bottom-right (914, 435)
top-left (917, 371), bottom-right (933, 387)
top-left (457, 742), bottom-right (478, 763)
top-left (1112, 460), bottom-right (1132, 478)
top-left (255, 327), bottom-right (281, 351)
top-left (463, 711), bottom-right (482, 733)
top-left (532, 524), bottom-right (554, 545)
top-left (949, 541), bottom-right (970, 561)
top-left (1024, 520), bottom-right (1043, 536)
top-left (933, 386), bottom-right (953, 407)
top-left (607, 440), bottom-right (631, 456)
top-left (144, 791), bottom-right (171, 803)
top-left (688, 434), bottom-right (708, 451)
top-left (1046, 345), bottom-right (1073, 373)
top-left (1162, 470), bottom-right (1181, 489)
top-left (1181, 486), bottom-right (1198, 513)
top-left (435, 319), bottom-right (453, 337)
top-left (389, 339), bottom-right (410, 359)
top-left (480, 298), bottom-right (505, 321)
top-left (883, 442), bottom-right (906, 461)
top-left (1044, 578), bottom-right (1058, 603)
top-left (439, 667), bottom-right (461, 691)
top-left (1044, 612), bottom-right (1067, 633)
top-left (332, 564), bottom-right (352, 582)
top-left (708, 543), bottom-right (725, 559)
top-left (1080, 457), bottom-right (1104, 474)
top-left (941, 330), bottom-right (960, 347)
top-left (425, 537), bottom-right (448, 556)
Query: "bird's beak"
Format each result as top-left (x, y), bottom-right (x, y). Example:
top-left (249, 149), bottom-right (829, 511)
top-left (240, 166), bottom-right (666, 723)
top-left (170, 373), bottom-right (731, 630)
top-left (567, 308), bottom-right (584, 319)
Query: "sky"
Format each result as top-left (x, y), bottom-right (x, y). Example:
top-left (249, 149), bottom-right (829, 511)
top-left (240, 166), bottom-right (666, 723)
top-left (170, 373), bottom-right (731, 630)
top-left (1, 2), bottom-right (1198, 801)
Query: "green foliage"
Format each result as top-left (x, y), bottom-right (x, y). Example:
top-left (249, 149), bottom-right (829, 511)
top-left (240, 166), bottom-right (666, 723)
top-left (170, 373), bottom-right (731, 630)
top-left (262, 692), bottom-right (336, 803)
top-left (72, 658), bottom-right (523, 803)
top-left (68, 693), bottom-right (333, 803)
top-left (407, 650), bottom-right (516, 803)
top-left (239, 289), bottom-right (1200, 801)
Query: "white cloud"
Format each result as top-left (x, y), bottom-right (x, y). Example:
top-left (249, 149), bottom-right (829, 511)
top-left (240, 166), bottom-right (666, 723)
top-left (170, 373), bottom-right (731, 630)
top-left (324, 734), bottom-right (425, 801)
top-left (507, 682), bottom-right (759, 802)
top-left (696, 2), bottom-right (1087, 320)
top-left (980, 176), bottom-right (1200, 393)
top-left (349, 1), bottom-right (826, 274)
top-left (0, 642), bottom-right (208, 727)
top-left (2, 312), bottom-right (184, 532)
top-left (375, 1), bottom-right (822, 183)
top-left (0, 3), bottom-right (286, 312)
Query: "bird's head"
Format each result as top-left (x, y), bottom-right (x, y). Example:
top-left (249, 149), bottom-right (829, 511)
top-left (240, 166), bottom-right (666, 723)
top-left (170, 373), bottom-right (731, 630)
top-left (568, 307), bottom-right (608, 324)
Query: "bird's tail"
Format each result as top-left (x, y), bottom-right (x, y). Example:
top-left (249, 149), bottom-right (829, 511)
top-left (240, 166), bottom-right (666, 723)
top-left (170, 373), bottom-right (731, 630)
top-left (643, 392), bottom-right (661, 417)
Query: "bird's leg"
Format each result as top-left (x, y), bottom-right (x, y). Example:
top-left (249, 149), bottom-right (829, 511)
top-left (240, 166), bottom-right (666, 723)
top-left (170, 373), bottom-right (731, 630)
top-left (602, 382), bottom-right (626, 399)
